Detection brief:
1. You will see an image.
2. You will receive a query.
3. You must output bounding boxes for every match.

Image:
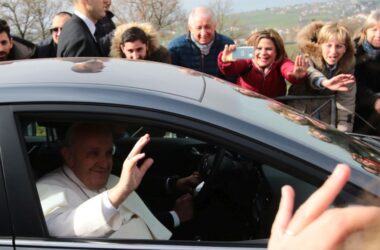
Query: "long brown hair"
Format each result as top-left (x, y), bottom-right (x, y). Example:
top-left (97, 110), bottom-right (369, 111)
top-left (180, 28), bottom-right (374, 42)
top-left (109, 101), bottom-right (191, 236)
top-left (247, 29), bottom-right (288, 63)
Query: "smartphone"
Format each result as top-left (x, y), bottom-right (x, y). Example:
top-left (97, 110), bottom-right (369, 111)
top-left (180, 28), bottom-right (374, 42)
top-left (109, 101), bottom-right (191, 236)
top-left (232, 46), bottom-right (254, 60)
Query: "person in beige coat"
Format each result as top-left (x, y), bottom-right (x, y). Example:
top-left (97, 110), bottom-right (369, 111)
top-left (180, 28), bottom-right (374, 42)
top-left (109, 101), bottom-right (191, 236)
top-left (37, 123), bottom-right (171, 239)
top-left (110, 22), bottom-right (171, 63)
top-left (288, 21), bottom-right (356, 132)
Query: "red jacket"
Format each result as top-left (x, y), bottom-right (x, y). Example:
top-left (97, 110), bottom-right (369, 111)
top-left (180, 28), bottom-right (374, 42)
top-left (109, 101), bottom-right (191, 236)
top-left (218, 52), bottom-right (305, 98)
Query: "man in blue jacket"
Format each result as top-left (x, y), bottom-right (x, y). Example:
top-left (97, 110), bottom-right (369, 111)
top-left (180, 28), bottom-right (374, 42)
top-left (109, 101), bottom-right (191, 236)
top-left (168, 6), bottom-right (235, 82)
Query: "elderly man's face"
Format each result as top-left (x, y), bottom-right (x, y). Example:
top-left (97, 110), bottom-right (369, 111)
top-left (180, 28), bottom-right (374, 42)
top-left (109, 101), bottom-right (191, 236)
top-left (64, 132), bottom-right (113, 190)
top-left (188, 14), bottom-right (216, 45)
top-left (0, 32), bottom-right (12, 61)
top-left (51, 14), bottom-right (71, 45)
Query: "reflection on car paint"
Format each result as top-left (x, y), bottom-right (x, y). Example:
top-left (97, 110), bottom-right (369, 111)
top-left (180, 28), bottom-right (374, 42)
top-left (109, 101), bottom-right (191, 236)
top-left (265, 98), bottom-right (380, 176)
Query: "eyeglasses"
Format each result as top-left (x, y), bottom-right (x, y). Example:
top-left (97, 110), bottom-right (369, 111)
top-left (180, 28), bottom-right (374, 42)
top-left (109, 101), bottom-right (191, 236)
top-left (50, 27), bottom-right (63, 33)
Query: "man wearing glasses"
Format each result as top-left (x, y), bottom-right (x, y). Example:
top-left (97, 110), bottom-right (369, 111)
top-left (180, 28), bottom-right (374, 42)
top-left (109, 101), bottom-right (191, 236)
top-left (37, 12), bottom-right (72, 58)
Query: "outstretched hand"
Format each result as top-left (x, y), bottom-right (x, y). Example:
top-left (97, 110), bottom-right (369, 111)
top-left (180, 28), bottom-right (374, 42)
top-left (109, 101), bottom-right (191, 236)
top-left (321, 74), bottom-right (355, 91)
top-left (288, 55), bottom-right (309, 79)
top-left (221, 44), bottom-right (237, 62)
top-left (108, 134), bottom-right (153, 208)
top-left (268, 164), bottom-right (380, 250)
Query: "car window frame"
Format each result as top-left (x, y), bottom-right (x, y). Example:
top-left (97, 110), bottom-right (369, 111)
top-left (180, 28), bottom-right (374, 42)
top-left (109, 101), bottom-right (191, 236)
top-left (6, 103), bottom-right (368, 249)
top-left (0, 105), bottom-right (47, 239)
top-left (0, 148), bottom-right (13, 248)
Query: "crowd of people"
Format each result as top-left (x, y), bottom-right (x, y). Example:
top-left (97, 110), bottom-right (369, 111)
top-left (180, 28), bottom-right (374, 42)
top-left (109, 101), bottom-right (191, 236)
top-left (0, 0), bottom-right (379, 136)
top-left (1, 0), bottom-right (380, 248)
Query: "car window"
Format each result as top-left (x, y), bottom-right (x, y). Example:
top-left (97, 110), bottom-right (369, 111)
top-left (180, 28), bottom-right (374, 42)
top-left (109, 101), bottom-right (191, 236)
top-left (18, 116), bottom-right (323, 245)
top-left (122, 124), bottom-right (185, 139)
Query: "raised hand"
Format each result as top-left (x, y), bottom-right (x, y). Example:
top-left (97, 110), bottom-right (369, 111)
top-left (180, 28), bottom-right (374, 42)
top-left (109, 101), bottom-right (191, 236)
top-left (268, 164), bottom-right (380, 250)
top-left (321, 74), bottom-right (355, 91)
top-left (221, 44), bottom-right (237, 62)
top-left (108, 134), bottom-right (153, 208)
top-left (288, 55), bottom-right (309, 79)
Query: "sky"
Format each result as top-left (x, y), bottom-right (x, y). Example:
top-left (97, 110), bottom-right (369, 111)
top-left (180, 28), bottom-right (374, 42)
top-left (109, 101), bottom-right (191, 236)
top-left (181, 0), bottom-right (326, 13)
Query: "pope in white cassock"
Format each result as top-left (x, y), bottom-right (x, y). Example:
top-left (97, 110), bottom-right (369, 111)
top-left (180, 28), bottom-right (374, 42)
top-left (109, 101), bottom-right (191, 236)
top-left (36, 123), bottom-right (172, 239)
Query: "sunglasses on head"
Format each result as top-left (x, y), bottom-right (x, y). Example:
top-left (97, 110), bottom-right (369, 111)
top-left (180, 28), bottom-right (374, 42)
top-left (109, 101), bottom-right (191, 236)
top-left (50, 27), bottom-right (63, 33)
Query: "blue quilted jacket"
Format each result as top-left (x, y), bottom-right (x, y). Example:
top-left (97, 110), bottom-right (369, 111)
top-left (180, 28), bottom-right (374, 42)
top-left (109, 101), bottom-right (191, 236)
top-left (168, 32), bottom-right (235, 81)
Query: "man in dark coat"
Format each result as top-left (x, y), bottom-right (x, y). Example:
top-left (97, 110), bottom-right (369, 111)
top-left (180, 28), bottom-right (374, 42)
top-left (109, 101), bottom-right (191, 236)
top-left (37, 12), bottom-right (72, 58)
top-left (0, 19), bottom-right (36, 61)
top-left (95, 0), bottom-right (116, 56)
top-left (95, 0), bottom-right (115, 39)
top-left (57, 0), bottom-right (108, 57)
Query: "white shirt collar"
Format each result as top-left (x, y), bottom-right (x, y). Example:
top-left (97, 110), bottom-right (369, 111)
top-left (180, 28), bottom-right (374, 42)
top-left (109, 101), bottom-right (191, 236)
top-left (74, 10), bottom-right (97, 38)
top-left (62, 165), bottom-right (108, 194)
top-left (62, 165), bottom-right (88, 189)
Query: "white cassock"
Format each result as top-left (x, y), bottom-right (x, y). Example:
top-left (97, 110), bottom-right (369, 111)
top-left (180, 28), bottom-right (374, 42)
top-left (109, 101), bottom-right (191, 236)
top-left (36, 166), bottom-right (172, 240)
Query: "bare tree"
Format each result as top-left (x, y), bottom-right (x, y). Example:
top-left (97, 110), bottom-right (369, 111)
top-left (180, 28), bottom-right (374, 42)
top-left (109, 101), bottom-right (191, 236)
top-left (31, 0), bottom-right (65, 41)
top-left (208, 0), bottom-right (232, 32)
top-left (0, 0), bottom-right (71, 41)
top-left (0, 0), bottom-right (36, 39)
top-left (113, 0), bottom-right (186, 31)
top-left (207, 0), bottom-right (243, 40)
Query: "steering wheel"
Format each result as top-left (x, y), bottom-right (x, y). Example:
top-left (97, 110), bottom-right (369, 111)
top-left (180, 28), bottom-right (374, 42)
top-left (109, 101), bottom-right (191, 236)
top-left (197, 146), bottom-right (227, 184)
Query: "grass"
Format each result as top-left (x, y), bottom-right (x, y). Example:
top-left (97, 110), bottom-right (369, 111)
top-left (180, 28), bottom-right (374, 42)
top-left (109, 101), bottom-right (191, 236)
top-left (286, 43), bottom-right (300, 61)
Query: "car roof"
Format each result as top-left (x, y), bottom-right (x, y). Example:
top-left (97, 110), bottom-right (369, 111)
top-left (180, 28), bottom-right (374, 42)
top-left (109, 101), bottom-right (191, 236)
top-left (1, 58), bottom-right (380, 187)
top-left (0, 58), bottom-right (205, 101)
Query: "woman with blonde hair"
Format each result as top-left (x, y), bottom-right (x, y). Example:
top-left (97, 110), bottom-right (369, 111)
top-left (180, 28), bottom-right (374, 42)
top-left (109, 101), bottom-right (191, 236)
top-left (288, 22), bottom-right (356, 132)
top-left (217, 29), bottom-right (308, 98)
top-left (353, 10), bottom-right (380, 136)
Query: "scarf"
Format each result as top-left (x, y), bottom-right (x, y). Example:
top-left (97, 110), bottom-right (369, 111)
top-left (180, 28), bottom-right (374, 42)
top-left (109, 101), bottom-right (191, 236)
top-left (191, 33), bottom-right (214, 56)
top-left (325, 63), bottom-right (337, 79)
top-left (362, 40), bottom-right (380, 60)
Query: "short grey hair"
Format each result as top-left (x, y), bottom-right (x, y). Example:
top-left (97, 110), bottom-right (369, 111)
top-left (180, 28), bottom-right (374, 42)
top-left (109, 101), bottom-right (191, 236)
top-left (188, 6), bottom-right (217, 27)
top-left (64, 122), bottom-right (113, 147)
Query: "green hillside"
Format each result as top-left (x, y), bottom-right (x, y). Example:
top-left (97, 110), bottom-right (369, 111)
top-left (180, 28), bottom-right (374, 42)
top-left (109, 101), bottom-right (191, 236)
top-left (229, 9), bottom-right (304, 29)
top-left (228, 0), bottom-right (380, 30)
top-left (166, 0), bottom-right (380, 45)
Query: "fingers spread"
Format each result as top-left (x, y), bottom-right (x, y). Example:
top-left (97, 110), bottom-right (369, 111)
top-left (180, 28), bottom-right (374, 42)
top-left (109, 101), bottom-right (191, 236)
top-left (295, 55), bottom-right (301, 66)
top-left (286, 164), bottom-right (351, 234)
top-left (139, 157), bottom-right (154, 176)
top-left (271, 185), bottom-right (295, 237)
top-left (334, 74), bottom-right (355, 85)
top-left (123, 152), bottom-right (146, 169)
top-left (127, 134), bottom-right (150, 159)
top-left (301, 206), bottom-right (380, 249)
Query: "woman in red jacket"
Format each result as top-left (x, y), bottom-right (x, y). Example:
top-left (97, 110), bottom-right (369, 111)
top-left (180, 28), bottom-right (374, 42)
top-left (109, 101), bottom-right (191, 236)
top-left (218, 29), bottom-right (308, 98)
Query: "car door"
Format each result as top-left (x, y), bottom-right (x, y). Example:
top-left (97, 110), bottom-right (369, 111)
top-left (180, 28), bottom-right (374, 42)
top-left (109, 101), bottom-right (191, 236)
top-left (2, 103), bottom-right (372, 250)
top-left (2, 103), bottom-right (270, 250)
top-left (0, 146), bottom-right (13, 250)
